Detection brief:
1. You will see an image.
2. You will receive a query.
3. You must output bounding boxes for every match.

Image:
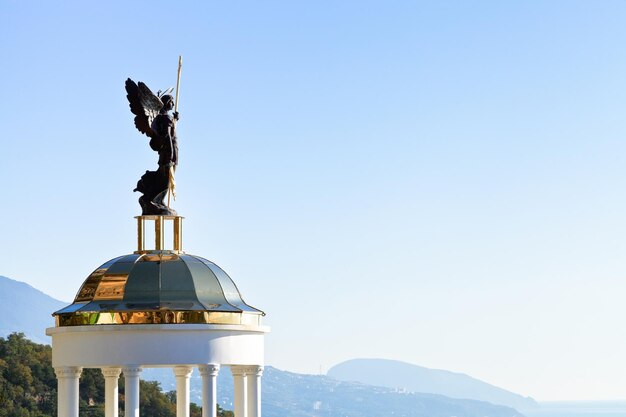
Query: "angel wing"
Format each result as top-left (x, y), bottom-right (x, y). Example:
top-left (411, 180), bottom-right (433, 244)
top-left (125, 78), bottom-right (163, 138)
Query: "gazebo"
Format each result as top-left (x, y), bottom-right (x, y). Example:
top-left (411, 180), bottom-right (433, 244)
top-left (46, 216), bottom-right (269, 417)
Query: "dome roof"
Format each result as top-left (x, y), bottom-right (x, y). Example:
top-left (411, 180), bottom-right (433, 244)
top-left (54, 252), bottom-right (263, 327)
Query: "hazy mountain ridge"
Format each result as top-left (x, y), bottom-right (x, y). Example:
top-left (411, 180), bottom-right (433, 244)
top-left (0, 276), bottom-right (66, 343)
top-left (261, 367), bottom-right (524, 417)
top-left (145, 366), bottom-right (524, 417)
top-left (328, 358), bottom-right (537, 411)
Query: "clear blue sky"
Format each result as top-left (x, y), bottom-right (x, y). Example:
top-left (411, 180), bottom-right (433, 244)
top-left (2, 0), bottom-right (626, 401)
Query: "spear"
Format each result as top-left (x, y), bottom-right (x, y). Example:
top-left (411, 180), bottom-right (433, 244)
top-left (168, 55), bottom-right (182, 208)
top-left (175, 55), bottom-right (182, 117)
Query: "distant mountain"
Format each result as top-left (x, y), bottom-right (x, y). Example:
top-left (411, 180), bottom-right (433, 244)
top-left (144, 366), bottom-right (524, 417)
top-left (328, 358), bottom-right (537, 411)
top-left (0, 276), bottom-right (66, 343)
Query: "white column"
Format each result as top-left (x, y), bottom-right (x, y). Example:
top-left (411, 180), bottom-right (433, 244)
top-left (245, 366), bottom-right (263, 417)
top-left (198, 364), bottom-right (220, 417)
top-left (123, 366), bottom-right (142, 417)
top-left (55, 366), bottom-right (82, 417)
top-left (231, 366), bottom-right (248, 417)
top-left (174, 366), bottom-right (194, 417)
top-left (102, 367), bottom-right (122, 417)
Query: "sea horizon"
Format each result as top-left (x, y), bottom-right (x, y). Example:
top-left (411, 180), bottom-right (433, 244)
top-left (526, 401), bottom-right (626, 417)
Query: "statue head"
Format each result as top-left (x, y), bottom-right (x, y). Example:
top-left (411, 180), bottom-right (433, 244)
top-left (161, 94), bottom-right (175, 111)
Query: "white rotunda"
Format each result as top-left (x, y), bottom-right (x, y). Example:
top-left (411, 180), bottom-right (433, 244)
top-left (47, 215), bottom-right (269, 417)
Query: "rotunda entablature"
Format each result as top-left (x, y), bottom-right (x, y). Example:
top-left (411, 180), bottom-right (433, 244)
top-left (46, 324), bottom-right (269, 368)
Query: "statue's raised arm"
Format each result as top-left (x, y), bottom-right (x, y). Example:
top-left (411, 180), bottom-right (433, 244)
top-left (125, 78), bottom-right (179, 216)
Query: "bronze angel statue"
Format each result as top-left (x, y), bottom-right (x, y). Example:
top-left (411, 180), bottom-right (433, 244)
top-left (125, 78), bottom-right (179, 215)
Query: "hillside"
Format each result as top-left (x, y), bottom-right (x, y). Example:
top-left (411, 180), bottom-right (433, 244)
top-left (328, 358), bottom-right (537, 411)
top-left (0, 276), bottom-right (66, 343)
top-left (259, 367), bottom-right (524, 417)
top-left (144, 367), bottom-right (524, 417)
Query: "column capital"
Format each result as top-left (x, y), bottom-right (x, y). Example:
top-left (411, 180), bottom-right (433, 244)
top-left (243, 365), bottom-right (264, 377)
top-left (102, 367), bottom-right (122, 378)
top-left (122, 366), bottom-right (143, 377)
top-left (173, 365), bottom-right (194, 378)
top-left (54, 366), bottom-right (82, 379)
top-left (198, 364), bottom-right (220, 377)
top-left (230, 365), bottom-right (247, 376)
